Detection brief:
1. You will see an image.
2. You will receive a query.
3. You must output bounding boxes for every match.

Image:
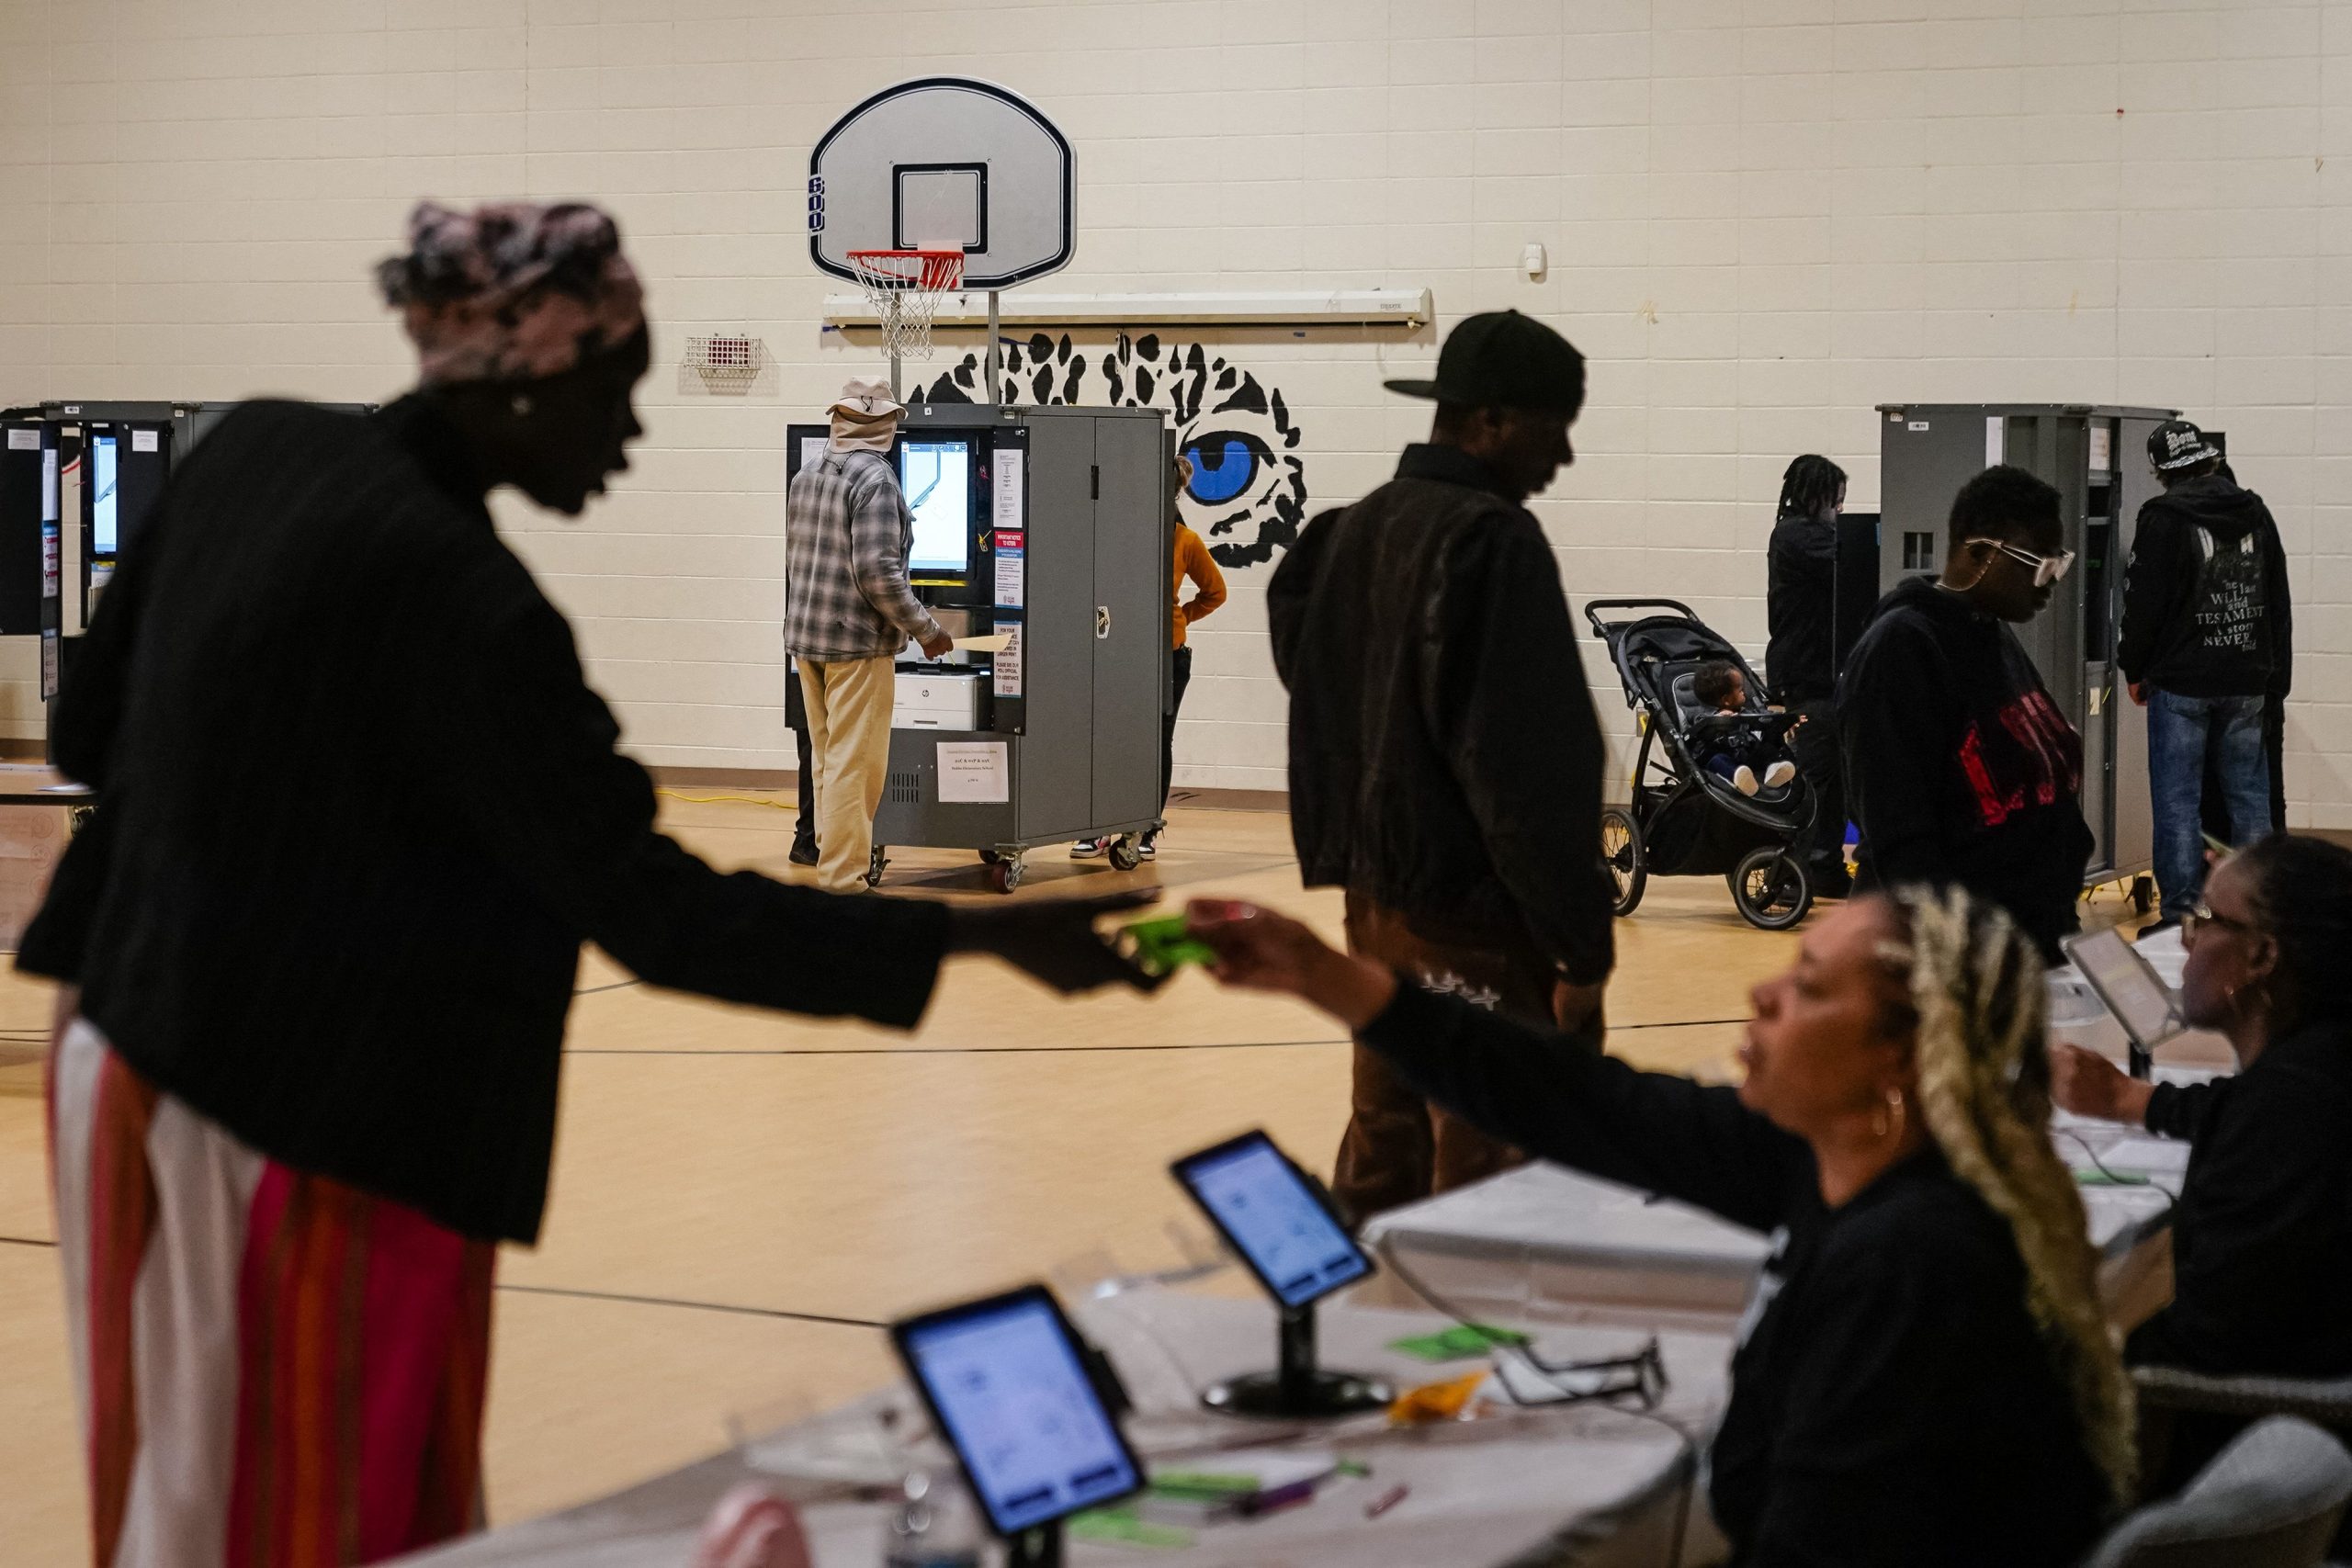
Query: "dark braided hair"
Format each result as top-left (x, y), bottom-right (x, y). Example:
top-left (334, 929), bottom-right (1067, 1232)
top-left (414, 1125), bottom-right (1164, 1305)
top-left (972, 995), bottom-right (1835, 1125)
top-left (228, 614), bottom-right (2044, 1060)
top-left (2232, 832), bottom-right (2352, 1031)
top-left (1777, 454), bottom-right (1848, 523)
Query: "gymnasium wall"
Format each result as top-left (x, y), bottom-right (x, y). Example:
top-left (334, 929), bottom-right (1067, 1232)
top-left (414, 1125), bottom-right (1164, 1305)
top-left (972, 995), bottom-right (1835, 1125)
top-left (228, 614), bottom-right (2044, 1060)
top-left (0, 0), bottom-right (2345, 824)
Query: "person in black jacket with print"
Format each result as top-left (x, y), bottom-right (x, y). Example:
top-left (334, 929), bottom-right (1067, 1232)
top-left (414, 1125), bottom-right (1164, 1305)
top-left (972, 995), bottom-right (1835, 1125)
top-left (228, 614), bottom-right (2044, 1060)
top-left (1269, 310), bottom-right (1614, 1223)
top-left (1189, 882), bottom-right (2132, 1568)
top-left (2118, 419), bottom-right (2293, 927)
top-left (1765, 454), bottom-right (1850, 892)
top-left (1838, 465), bottom-right (2094, 961)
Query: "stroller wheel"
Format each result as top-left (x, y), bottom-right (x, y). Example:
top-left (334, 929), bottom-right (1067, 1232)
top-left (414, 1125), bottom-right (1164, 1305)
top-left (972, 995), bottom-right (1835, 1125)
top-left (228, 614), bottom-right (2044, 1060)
top-left (1600, 807), bottom-right (1646, 916)
top-left (1730, 847), bottom-right (1811, 931)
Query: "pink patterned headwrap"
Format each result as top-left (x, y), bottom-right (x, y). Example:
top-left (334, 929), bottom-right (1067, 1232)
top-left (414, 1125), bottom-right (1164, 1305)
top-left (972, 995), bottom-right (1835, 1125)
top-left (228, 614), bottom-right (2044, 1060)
top-left (377, 200), bottom-right (645, 386)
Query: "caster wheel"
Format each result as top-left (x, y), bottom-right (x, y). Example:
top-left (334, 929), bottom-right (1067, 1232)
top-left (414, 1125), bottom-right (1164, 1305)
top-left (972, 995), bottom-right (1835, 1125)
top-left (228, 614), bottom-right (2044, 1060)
top-left (1600, 807), bottom-right (1646, 916)
top-left (979, 848), bottom-right (1002, 865)
top-left (1108, 834), bottom-right (1143, 873)
top-left (865, 845), bottom-right (888, 890)
top-left (1731, 847), bottom-right (1811, 931)
top-left (988, 856), bottom-right (1026, 894)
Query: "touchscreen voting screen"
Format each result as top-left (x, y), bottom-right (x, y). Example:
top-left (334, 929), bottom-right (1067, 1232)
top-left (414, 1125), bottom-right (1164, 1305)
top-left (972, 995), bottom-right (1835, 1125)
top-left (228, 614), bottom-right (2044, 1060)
top-left (91, 434), bottom-right (119, 558)
top-left (899, 438), bottom-right (973, 578)
top-left (2063, 927), bottom-right (2182, 1050)
top-left (894, 1287), bottom-right (1140, 1537)
top-left (1173, 1132), bottom-right (1371, 1310)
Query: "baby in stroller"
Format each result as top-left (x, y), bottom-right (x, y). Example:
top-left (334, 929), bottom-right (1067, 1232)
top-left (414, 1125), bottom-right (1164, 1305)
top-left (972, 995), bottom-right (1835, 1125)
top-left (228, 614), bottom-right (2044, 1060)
top-left (1691, 660), bottom-right (1799, 797)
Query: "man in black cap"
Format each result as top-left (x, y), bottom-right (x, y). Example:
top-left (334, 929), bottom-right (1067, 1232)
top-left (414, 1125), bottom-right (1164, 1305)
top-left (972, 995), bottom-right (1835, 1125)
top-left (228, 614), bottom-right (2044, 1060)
top-left (1269, 310), bottom-right (1614, 1223)
top-left (2119, 418), bottom-right (2292, 928)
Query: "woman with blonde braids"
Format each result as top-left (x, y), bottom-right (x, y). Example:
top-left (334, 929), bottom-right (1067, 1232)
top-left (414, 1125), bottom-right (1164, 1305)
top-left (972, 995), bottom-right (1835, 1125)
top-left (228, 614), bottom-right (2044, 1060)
top-left (1189, 885), bottom-right (2129, 1566)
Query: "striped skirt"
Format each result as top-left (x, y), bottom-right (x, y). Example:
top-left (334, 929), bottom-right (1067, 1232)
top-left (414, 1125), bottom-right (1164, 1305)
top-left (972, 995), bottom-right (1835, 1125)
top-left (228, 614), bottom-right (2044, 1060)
top-left (50, 1019), bottom-right (497, 1568)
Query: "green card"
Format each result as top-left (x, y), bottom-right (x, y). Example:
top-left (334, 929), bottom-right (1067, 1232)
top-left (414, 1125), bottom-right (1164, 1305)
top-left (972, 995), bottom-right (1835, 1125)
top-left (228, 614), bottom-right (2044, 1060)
top-left (1386, 1322), bottom-right (1532, 1360)
top-left (1069, 1507), bottom-right (1195, 1548)
top-left (1122, 915), bottom-right (1219, 976)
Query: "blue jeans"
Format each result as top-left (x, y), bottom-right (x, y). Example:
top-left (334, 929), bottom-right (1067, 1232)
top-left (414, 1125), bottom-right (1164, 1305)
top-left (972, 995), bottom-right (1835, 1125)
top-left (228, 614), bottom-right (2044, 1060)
top-left (2148, 688), bottom-right (2270, 917)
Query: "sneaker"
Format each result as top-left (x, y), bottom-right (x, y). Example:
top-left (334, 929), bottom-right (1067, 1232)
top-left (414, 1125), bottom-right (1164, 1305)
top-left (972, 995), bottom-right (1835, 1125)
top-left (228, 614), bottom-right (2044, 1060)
top-left (1138, 836), bottom-right (1158, 861)
top-left (1763, 761), bottom-right (1796, 789)
top-left (1070, 838), bottom-right (1109, 859)
top-left (789, 836), bottom-right (819, 867)
top-left (1733, 765), bottom-right (1761, 796)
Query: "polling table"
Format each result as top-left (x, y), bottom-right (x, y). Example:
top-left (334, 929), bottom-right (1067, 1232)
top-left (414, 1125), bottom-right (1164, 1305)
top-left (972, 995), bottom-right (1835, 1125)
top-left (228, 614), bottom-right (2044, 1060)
top-left (395, 1290), bottom-right (1733, 1568)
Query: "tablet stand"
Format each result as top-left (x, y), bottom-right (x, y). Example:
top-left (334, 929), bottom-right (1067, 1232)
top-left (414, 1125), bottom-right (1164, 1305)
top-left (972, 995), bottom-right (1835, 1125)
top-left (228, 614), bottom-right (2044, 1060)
top-left (1200, 1301), bottom-right (1392, 1419)
top-left (1005, 1520), bottom-right (1062, 1568)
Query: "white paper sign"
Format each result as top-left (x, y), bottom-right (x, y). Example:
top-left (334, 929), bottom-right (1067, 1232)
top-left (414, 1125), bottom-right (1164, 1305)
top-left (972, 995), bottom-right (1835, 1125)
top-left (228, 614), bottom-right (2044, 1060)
top-left (798, 436), bottom-right (827, 472)
top-left (993, 623), bottom-right (1023, 698)
top-left (935, 740), bottom-right (1010, 804)
top-left (2089, 423), bottom-right (2111, 472)
top-left (6, 428), bottom-right (37, 450)
top-left (41, 450), bottom-right (56, 522)
top-left (1984, 416), bottom-right (2004, 468)
top-left (994, 546), bottom-right (1024, 608)
top-left (131, 429), bottom-right (159, 453)
top-left (993, 449), bottom-right (1024, 528)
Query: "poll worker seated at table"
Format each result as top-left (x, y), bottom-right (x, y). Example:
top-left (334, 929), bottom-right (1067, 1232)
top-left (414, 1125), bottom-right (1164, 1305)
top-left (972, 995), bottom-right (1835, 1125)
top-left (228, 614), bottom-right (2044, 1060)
top-left (1190, 885), bottom-right (2132, 1568)
top-left (2052, 832), bottom-right (2352, 1382)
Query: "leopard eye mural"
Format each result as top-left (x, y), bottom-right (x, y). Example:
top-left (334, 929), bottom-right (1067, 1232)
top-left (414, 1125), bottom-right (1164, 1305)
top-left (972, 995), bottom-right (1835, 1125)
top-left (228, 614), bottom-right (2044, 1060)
top-left (913, 332), bottom-right (1307, 570)
top-left (1182, 431), bottom-right (1270, 505)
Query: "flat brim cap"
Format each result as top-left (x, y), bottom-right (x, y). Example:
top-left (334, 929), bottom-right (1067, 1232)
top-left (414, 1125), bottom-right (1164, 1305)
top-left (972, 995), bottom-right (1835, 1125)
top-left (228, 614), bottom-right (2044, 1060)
top-left (2149, 418), bottom-right (2220, 471)
top-left (1385, 310), bottom-right (1586, 411)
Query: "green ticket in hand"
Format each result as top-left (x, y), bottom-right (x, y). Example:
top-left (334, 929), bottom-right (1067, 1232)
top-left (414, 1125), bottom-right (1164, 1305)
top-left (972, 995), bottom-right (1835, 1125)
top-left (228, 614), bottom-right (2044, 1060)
top-left (1121, 915), bottom-right (1218, 977)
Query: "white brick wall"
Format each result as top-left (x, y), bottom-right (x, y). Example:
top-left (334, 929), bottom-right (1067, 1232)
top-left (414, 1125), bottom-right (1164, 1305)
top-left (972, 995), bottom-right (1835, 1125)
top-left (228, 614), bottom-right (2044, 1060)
top-left (0, 0), bottom-right (2345, 820)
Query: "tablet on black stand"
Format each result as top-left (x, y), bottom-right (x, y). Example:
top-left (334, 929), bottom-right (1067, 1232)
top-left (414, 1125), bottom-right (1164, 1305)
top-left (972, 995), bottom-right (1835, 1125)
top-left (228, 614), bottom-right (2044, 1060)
top-left (891, 1284), bottom-right (1143, 1568)
top-left (2061, 927), bottom-right (2186, 1080)
top-left (1170, 1130), bottom-right (1392, 1418)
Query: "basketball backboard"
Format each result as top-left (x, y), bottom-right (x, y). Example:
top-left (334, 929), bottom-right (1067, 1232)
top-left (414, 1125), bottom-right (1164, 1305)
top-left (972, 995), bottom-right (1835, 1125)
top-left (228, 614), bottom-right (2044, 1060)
top-left (808, 77), bottom-right (1073, 291)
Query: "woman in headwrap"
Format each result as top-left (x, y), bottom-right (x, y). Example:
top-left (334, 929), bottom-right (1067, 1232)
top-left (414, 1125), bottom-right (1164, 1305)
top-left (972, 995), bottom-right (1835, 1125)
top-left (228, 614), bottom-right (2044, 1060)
top-left (24, 201), bottom-right (1154, 1568)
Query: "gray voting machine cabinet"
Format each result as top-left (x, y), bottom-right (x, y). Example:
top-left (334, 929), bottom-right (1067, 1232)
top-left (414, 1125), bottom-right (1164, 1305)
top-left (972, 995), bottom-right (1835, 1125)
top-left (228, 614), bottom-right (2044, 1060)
top-left (1875, 404), bottom-right (2170, 902)
top-left (786, 402), bottom-right (1170, 893)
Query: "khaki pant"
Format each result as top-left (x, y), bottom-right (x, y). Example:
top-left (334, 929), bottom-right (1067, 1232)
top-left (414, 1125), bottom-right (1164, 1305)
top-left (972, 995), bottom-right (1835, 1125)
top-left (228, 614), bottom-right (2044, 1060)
top-left (1331, 893), bottom-right (1551, 1225)
top-left (797, 655), bottom-right (897, 893)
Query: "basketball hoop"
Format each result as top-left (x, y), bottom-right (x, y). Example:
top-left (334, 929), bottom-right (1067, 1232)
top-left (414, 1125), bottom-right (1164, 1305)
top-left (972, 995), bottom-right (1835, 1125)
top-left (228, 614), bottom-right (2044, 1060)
top-left (847, 249), bottom-right (965, 365)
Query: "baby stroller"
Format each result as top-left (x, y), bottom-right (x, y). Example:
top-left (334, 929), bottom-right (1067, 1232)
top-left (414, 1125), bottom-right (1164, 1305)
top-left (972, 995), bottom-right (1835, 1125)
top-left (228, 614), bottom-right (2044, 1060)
top-left (1584, 599), bottom-right (1818, 931)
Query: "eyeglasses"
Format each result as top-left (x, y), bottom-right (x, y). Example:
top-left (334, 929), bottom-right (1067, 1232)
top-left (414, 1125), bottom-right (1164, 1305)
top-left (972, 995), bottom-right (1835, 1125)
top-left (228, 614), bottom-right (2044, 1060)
top-left (1965, 538), bottom-right (2076, 587)
top-left (1490, 1336), bottom-right (1669, 1410)
top-left (2180, 903), bottom-right (2257, 949)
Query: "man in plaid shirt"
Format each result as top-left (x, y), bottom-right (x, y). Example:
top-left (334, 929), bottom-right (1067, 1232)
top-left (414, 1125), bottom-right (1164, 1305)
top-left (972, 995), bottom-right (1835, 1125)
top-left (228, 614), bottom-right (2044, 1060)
top-left (786, 379), bottom-right (952, 890)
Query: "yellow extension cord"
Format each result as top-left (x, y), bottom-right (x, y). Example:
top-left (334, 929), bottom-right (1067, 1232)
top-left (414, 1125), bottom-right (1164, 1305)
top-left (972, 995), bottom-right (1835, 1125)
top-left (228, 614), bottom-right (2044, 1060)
top-left (655, 789), bottom-right (797, 813)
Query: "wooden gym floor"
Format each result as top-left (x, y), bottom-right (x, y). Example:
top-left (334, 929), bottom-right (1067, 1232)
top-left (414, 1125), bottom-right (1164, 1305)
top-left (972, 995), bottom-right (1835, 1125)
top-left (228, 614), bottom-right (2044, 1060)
top-left (0, 793), bottom-right (2149, 1560)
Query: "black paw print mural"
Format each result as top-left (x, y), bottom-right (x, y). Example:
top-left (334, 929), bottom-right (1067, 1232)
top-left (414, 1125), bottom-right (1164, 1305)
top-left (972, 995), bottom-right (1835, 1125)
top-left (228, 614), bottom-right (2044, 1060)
top-left (912, 333), bottom-right (1308, 569)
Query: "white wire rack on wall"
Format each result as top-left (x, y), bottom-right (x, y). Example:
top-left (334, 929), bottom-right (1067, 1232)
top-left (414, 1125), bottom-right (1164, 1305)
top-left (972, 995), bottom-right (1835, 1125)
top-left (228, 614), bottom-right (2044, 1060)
top-left (683, 332), bottom-right (765, 383)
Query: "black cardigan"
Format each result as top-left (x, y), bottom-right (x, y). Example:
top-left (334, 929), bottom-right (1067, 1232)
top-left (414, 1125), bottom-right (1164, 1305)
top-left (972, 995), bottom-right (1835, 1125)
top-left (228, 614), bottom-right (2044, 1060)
top-left (19, 399), bottom-right (949, 1244)
top-left (2130, 1020), bottom-right (2352, 1377)
top-left (1360, 984), bottom-right (2109, 1568)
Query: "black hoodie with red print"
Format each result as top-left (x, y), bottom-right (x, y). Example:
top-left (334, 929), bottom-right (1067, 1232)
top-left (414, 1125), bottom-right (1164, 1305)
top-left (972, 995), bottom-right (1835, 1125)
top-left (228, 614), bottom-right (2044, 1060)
top-left (1836, 576), bottom-right (2095, 959)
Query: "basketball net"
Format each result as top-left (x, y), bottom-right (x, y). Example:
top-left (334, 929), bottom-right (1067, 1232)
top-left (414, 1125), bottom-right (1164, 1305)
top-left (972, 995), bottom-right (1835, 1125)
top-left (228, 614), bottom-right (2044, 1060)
top-left (847, 250), bottom-right (964, 390)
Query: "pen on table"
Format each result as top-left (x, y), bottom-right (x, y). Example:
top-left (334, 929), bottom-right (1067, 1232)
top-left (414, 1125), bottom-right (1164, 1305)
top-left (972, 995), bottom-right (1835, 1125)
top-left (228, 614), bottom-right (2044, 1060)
top-left (1365, 1483), bottom-right (1409, 1518)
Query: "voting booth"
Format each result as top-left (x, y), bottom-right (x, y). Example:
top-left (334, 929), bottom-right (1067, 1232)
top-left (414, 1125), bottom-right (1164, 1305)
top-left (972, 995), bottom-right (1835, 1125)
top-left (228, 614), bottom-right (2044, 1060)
top-left (0, 400), bottom-right (373, 729)
top-left (786, 402), bottom-right (1170, 892)
top-left (1876, 404), bottom-right (2170, 895)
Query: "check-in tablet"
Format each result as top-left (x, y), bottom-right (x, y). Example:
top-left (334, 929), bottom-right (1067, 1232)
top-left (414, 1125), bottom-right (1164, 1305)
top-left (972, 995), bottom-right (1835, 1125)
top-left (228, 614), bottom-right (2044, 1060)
top-left (1172, 1131), bottom-right (1371, 1309)
top-left (2062, 927), bottom-right (2184, 1069)
top-left (890, 1285), bottom-right (1141, 1539)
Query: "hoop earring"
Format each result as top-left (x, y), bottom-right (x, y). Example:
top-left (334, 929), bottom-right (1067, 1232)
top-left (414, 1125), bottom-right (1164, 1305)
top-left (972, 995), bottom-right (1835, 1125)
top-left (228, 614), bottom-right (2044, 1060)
top-left (1873, 1088), bottom-right (1906, 1140)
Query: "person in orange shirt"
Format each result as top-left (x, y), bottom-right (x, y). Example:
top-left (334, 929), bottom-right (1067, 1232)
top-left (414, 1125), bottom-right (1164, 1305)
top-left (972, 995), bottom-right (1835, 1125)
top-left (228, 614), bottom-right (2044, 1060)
top-left (1076, 456), bottom-right (1227, 861)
